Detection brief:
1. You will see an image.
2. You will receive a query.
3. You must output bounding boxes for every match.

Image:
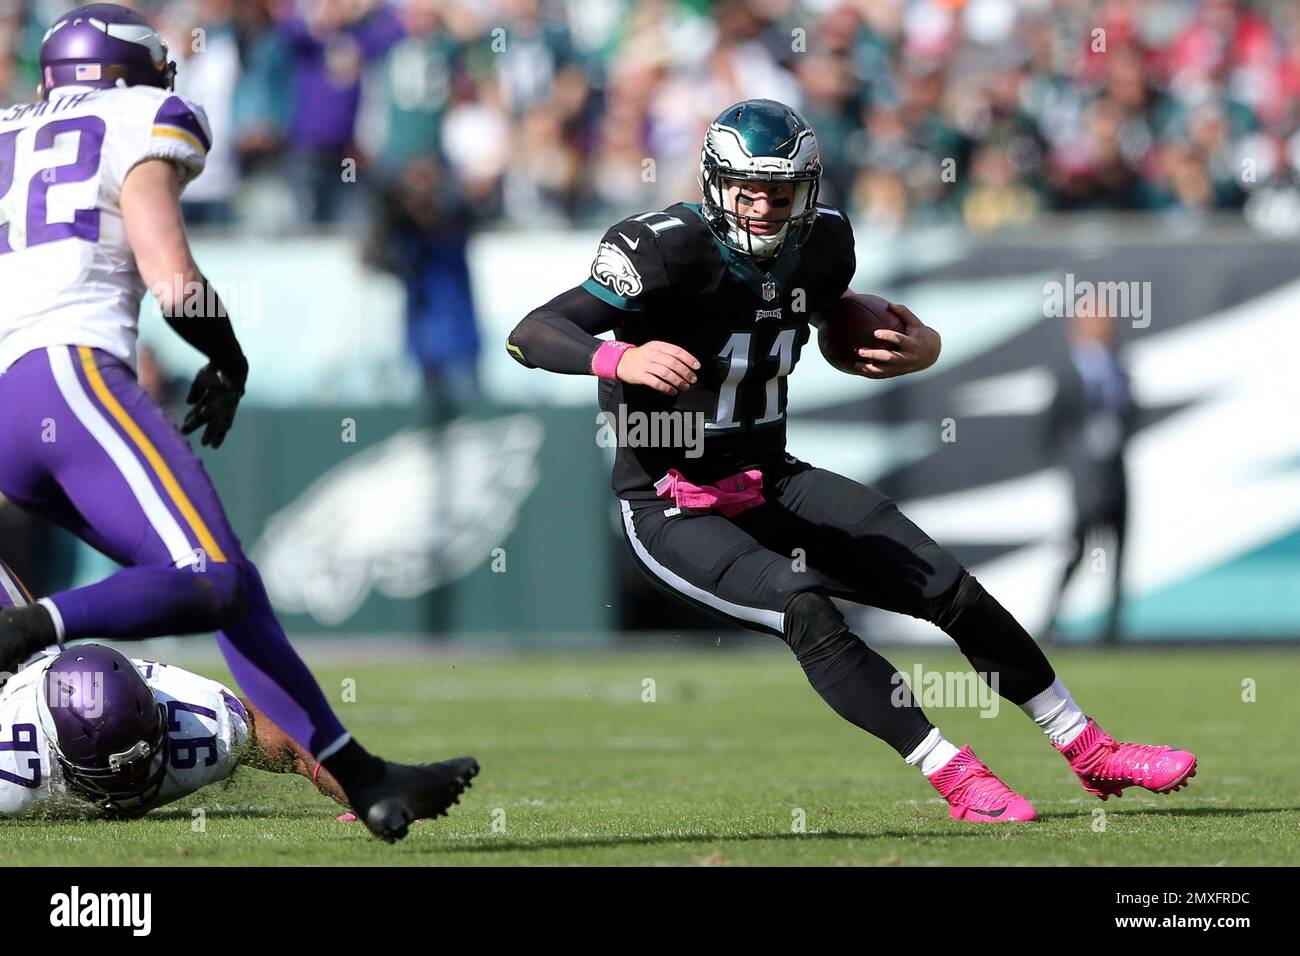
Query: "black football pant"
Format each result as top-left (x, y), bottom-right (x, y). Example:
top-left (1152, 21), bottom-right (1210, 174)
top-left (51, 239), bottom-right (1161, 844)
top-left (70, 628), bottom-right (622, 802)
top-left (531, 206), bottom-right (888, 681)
top-left (620, 462), bottom-right (1055, 757)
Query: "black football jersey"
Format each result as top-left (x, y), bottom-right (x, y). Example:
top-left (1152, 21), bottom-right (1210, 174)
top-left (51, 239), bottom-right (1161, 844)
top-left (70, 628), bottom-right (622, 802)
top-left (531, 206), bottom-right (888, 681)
top-left (583, 202), bottom-right (855, 498)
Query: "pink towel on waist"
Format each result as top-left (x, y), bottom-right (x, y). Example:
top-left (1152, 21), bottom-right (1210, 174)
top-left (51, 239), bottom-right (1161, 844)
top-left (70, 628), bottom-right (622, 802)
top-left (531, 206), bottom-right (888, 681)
top-left (654, 468), bottom-right (765, 517)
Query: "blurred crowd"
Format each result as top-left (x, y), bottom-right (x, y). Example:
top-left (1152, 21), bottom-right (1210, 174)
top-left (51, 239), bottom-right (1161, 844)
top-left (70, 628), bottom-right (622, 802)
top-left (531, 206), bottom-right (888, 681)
top-left (1, 0), bottom-right (1297, 235)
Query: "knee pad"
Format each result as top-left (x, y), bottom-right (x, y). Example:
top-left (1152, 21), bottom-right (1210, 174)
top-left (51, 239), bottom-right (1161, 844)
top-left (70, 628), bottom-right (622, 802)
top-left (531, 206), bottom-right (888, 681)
top-left (782, 591), bottom-right (850, 662)
top-left (927, 571), bottom-right (984, 632)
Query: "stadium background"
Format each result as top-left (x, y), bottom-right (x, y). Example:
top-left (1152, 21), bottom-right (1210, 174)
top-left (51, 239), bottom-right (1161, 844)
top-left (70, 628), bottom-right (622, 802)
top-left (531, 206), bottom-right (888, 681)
top-left (1, 0), bottom-right (1298, 646)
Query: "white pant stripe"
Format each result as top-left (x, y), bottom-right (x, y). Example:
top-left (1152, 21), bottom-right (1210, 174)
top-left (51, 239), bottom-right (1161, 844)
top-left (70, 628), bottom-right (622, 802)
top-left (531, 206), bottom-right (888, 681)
top-left (0, 561), bottom-right (27, 607)
top-left (619, 499), bottom-right (785, 633)
top-left (37, 598), bottom-right (65, 642)
top-left (313, 732), bottom-right (352, 763)
top-left (46, 347), bottom-right (196, 567)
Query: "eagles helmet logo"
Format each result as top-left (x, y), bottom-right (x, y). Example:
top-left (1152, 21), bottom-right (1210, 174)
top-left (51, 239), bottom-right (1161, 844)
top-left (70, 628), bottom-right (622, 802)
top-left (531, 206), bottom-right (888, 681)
top-left (592, 241), bottom-right (644, 298)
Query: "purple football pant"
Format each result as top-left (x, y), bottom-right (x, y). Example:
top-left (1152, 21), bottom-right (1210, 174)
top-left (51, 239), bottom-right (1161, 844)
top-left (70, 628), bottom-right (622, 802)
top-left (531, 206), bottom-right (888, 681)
top-left (0, 346), bottom-right (348, 758)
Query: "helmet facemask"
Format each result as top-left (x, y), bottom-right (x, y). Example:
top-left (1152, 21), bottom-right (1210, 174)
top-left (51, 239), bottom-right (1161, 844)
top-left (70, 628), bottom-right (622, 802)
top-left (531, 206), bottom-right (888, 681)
top-left (41, 699), bottom-right (168, 816)
top-left (701, 169), bottom-right (819, 257)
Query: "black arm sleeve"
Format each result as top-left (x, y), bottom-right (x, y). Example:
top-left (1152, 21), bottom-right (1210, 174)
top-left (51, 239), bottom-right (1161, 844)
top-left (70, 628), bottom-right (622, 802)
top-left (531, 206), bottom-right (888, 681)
top-left (161, 277), bottom-right (249, 387)
top-left (506, 286), bottom-right (628, 375)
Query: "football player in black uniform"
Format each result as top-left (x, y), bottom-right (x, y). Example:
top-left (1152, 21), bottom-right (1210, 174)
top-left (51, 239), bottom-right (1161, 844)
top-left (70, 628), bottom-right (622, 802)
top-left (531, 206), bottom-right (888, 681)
top-left (508, 100), bottom-right (1197, 822)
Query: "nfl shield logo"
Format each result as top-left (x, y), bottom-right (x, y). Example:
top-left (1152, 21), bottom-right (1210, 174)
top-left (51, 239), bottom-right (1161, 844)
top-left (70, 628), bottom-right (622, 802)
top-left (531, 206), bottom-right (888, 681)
top-left (761, 280), bottom-right (776, 302)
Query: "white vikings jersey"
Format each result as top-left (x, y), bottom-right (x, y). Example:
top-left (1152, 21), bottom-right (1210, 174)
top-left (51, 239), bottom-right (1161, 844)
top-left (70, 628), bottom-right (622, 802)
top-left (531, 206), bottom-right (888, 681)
top-left (0, 651), bottom-right (249, 818)
top-left (0, 84), bottom-right (210, 375)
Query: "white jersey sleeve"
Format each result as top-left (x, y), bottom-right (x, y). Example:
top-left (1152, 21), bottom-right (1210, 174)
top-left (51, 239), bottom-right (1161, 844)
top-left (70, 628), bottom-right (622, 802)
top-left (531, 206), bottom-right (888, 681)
top-left (101, 87), bottom-right (211, 195)
top-left (134, 659), bottom-right (249, 811)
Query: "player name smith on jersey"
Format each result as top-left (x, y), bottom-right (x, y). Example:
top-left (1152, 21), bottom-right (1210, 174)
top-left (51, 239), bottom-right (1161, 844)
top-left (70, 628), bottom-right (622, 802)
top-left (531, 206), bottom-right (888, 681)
top-left (586, 202), bottom-right (855, 497)
top-left (0, 653), bottom-right (248, 817)
top-left (0, 84), bottom-right (211, 375)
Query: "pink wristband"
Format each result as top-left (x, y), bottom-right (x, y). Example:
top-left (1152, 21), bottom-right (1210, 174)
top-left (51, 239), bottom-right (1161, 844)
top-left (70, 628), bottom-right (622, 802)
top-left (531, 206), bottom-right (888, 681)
top-left (592, 340), bottom-right (634, 380)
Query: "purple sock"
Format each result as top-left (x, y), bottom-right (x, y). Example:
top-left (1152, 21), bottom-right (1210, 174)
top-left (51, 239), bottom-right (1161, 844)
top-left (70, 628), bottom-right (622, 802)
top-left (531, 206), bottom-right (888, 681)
top-left (215, 563), bottom-right (348, 757)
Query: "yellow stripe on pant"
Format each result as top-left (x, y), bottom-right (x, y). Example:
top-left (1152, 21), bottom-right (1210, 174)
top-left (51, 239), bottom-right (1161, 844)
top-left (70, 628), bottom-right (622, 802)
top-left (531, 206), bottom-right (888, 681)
top-left (76, 347), bottom-right (228, 564)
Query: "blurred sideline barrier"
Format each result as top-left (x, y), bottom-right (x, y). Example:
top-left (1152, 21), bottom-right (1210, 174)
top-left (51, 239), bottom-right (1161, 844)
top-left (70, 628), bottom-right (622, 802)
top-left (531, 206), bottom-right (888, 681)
top-left (207, 403), bottom-right (617, 640)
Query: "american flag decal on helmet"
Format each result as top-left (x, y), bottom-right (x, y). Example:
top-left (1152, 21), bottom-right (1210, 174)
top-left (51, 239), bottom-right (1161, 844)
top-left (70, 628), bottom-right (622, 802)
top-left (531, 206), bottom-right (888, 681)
top-left (75, 63), bottom-right (102, 81)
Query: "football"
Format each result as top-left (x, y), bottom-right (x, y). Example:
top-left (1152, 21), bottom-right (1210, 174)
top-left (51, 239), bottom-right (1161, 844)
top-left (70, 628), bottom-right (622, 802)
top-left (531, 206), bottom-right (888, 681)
top-left (817, 293), bottom-right (904, 374)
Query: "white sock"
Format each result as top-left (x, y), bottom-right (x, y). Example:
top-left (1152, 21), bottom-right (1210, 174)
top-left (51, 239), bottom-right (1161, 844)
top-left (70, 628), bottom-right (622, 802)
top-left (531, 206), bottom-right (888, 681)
top-left (905, 727), bottom-right (961, 777)
top-left (37, 598), bottom-right (66, 644)
top-left (1020, 677), bottom-right (1088, 746)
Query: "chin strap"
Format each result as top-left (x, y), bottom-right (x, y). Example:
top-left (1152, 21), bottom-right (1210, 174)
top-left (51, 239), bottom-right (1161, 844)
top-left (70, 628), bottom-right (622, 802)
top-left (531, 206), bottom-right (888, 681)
top-left (731, 223), bottom-right (789, 257)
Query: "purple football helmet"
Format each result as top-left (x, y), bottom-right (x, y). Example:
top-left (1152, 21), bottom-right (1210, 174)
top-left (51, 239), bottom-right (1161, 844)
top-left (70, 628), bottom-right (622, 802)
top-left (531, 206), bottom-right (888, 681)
top-left (38, 3), bottom-right (176, 99)
top-left (38, 644), bottom-right (168, 816)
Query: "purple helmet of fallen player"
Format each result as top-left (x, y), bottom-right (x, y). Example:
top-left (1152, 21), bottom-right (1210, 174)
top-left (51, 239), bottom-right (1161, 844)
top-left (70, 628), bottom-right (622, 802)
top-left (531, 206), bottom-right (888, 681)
top-left (37, 644), bottom-right (168, 816)
top-left (38, 3), bottom-right (177, 99)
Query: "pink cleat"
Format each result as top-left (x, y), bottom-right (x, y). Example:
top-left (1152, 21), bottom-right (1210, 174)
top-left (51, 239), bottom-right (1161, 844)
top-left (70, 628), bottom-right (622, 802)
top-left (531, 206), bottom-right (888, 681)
top-left (1056, 717), bottom-right (1197, 800)
top-left (928, 745), bottom-right (1038, 822)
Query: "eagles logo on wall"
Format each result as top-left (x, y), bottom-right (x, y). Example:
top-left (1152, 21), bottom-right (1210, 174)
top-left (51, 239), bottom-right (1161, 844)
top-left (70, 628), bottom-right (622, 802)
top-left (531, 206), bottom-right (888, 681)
top-left (254, 415), bottom-right (544, 625)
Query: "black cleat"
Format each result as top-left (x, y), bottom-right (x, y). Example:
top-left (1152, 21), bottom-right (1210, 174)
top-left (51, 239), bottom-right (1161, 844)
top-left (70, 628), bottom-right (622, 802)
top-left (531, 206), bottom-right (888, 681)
top-left (348, 756), bottom-right (480, 843)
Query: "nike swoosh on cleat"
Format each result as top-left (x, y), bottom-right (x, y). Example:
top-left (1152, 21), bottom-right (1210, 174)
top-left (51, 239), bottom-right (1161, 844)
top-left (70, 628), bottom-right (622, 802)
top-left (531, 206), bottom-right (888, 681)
top-left (619, 232), bottom-right (640, 250)
top-left (967, 806), bottom-right (1007, 817)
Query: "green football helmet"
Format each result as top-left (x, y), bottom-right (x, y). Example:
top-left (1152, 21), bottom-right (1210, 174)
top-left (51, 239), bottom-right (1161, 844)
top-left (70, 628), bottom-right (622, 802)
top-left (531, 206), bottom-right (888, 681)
top-left (699, 99), bottom-right (823, 257)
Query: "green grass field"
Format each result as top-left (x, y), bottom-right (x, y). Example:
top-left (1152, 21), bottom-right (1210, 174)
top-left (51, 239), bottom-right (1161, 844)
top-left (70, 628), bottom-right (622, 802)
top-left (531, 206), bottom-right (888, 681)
top-left (2, 646), bottom-right (1296, 866)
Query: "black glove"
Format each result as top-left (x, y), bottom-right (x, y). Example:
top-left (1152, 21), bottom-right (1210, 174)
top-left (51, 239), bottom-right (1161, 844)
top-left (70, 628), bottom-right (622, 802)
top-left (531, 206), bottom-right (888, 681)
top-left (181, 363), bottom-right (245, 449)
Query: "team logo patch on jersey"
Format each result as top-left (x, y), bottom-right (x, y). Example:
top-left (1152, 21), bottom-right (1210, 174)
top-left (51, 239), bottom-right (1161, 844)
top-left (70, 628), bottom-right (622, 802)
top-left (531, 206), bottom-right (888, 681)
top-left (592, 241), bottom-right (644, 298)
